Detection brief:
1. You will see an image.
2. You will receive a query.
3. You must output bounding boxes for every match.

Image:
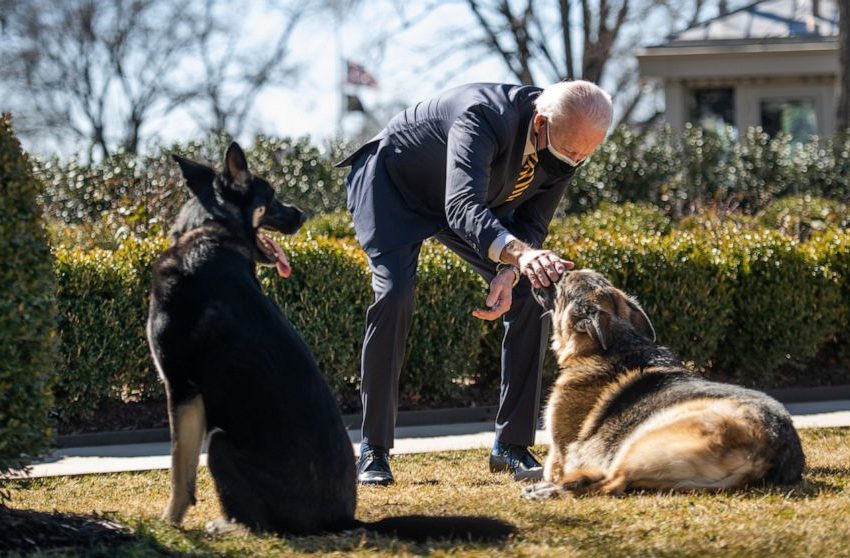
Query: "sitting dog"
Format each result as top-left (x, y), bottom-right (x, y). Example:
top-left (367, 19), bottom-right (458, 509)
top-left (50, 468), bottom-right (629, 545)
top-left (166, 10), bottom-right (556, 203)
top-left (147, 142), bottom-right (513, 540)
top-left (524, 269), bottom-right (804, 498)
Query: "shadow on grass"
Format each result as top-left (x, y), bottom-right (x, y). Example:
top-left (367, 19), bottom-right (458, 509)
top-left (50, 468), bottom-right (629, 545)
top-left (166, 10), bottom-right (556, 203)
top-left (681, 474), bottom-right (847, 500)
top-left (806, 465), bottom-right (850, 477)
top-left (0, 506), bottom-right (173, 556)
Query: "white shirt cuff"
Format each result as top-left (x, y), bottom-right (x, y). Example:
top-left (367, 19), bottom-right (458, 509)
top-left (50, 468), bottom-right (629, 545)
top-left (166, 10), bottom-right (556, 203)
top-left (488, 232), bottom-right (518, 263)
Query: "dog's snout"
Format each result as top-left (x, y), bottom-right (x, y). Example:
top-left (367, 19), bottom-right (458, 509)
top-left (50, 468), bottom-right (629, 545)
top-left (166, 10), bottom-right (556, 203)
top-left (532, 285), bottom-right (555, 310)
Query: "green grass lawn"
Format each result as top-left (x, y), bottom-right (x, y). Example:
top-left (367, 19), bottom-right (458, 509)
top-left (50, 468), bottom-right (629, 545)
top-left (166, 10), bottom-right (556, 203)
top-left (5, 427), bottom-right (850, 557)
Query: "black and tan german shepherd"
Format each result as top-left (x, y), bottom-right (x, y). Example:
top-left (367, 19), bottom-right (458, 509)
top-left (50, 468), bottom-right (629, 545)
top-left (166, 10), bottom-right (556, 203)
top-left (524, 269), bottom-right (804, 498)
top-left (147, 142), bottom-right (513, 541)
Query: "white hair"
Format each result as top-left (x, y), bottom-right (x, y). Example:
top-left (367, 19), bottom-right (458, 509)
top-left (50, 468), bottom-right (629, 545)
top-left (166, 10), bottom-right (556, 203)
top-left (534, 80), bottom-right (613, 131)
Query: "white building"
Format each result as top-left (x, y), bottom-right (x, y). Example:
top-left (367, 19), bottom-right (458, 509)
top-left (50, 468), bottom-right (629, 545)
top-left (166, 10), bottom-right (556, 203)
top-left (637, 0), bottom-right (841, 141)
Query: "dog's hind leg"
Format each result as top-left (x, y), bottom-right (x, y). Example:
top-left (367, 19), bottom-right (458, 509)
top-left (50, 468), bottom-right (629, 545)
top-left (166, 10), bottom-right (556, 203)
top-left (163, 394), bottom-right (206, 525)
top-left (605, 400), bottom-right (772, 492)
top-left (206, 430), bottom-right (273, 533)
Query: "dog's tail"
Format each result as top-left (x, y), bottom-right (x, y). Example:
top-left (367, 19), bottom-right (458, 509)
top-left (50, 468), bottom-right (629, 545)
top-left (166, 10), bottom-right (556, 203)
top-left (346, 515), bottom-right (515, 542)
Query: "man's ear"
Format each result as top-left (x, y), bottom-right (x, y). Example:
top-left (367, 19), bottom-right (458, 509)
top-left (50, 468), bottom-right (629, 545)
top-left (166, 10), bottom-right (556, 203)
top-left (172, 155), bottom-right (215, 197)
top-left (224, 142), bottom-right (251, 191)
top-left (575, 310), bottom-right (610, 351)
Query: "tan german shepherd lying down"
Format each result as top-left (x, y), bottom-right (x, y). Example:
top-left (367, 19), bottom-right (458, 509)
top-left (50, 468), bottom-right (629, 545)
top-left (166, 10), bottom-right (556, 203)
top-left (524, 270), bottom-right (804, 498)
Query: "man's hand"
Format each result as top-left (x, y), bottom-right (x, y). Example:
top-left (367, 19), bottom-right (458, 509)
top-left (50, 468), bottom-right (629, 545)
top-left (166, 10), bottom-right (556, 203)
top-left (500, 239), bottom-right (573, 289)
top-left (472, 268), bottom-right (516, 321)
top-left (517, 249), bottom-right (572, 288)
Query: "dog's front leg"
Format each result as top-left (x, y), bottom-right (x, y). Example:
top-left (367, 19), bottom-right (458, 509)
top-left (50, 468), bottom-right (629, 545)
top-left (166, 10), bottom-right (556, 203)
top-left (163, 394), bottom-right (207, 526)
top-left (543, 446), bottom-right (565, 483)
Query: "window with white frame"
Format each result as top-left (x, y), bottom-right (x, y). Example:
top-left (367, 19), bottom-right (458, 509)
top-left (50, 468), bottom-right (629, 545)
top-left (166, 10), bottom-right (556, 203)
top-left (760, 98), bottom-right (818, 143)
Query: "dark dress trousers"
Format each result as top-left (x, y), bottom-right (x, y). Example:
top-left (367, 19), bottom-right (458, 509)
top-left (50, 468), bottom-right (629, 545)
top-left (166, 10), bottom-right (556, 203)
top-left (337, 82), bottom-right (576, 449)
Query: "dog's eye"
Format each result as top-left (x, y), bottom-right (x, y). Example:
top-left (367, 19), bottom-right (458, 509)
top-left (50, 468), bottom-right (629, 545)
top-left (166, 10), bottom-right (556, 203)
top-left (256, 206), bottom-right (266, 216)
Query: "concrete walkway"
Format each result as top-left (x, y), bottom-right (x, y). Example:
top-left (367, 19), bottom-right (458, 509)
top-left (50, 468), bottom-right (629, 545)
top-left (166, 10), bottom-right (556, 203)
top-left (9, 400), bottom-right (850, 479)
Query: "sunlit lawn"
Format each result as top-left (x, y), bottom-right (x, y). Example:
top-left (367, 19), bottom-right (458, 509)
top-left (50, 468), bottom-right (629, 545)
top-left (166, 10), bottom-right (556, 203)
top-left (6, 428), bottom-right (850, 557)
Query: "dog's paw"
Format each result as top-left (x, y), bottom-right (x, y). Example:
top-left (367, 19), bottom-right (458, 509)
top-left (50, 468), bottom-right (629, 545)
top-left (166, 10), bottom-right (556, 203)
top-left (520, 481), bottom-right (564, 500)
top-left (161, 504), bottom-right (185, 526)
top-left (205, 517), bottom-right (248, 536)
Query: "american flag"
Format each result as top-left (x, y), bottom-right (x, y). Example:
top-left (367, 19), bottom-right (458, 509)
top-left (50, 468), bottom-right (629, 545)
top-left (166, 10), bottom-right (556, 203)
top-left (346, 60), bottom-right (378, 88)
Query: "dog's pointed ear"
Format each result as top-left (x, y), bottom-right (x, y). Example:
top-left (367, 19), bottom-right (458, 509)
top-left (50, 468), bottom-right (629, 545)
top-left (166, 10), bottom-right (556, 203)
top-left (224, 142), bottom-right (251, 191)
top-left (623, 296), bottom-right (656, 342)
top-left (575, 310), bottom-right (610, 351)
top-left (172, 154), bottom-right (215, 197)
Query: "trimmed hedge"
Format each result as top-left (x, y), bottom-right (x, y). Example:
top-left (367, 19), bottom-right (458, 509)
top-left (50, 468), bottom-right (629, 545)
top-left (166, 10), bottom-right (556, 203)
top-left (35, 135), bottom-right (351, 249)
top-left (52, 235), bottom-right (489, 422)
top-left (711, 229), bottom-right (844, 383)
top-left (0, 115), bottom-right (57, 479)
top-left (807, 230), bottom-right (850, 363)
top-left (53, 237), bottom-right (166, 423)
top-left (47, 220), bottom-right (850, 423)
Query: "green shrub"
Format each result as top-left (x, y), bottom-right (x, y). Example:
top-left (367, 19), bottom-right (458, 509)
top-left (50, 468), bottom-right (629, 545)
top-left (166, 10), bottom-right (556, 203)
top-left (245, 136), bottom-right (351, 215)
top-left (550, 202), bottom-right (672, 244)
top-left (0, 114), bottom-right (57, 479)
top-left (808, 230), bottom-right (850, 363)
top-left (712, 228), bottom-right (844, 384)
top-left (300, 210), bottom-right (356, 239)
top-left (35, 134), bottom-right (351, 248)
top-left (53, 237), bottom-right (165, 423)
top-left (757, 194), bottom-right (849, 242)
top-left (796, 132), bottom-right (850, 199)
top-left (45, 225), bottom-right (850, 424)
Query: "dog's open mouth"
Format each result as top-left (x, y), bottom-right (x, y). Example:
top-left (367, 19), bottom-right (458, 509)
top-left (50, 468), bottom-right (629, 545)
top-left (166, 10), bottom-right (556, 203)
top-left (257, 231), bottom-right (291, 278)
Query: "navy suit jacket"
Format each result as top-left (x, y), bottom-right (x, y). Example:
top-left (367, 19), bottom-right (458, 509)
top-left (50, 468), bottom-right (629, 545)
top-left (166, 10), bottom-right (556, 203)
top-left (338, 82), bottom-right (575, 260)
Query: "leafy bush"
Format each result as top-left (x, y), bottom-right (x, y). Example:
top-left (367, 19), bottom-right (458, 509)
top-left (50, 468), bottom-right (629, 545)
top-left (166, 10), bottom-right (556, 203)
top-left (299, 210), bottom-right (356, 239)
top-left (550, 202), bottom-right (672, 244)
top-left (260, 236), bottom-right (488, 405)
top-left (808, 230), bottom-right (850, 363)
top-left (34, 134), bottom-right (351, 248)
top-left (0, 115), bottom-right (57, 478)
top-left (405, 241), bottom-right (487, 401)
top-left (757, 195), bottom-right (849, 242)
top-left (566, 125), bottom-right (849, 217)
top-left (53, 238), bottom-right (166, 424)
top-left (711, 228), bottom-right (844, 384)
top-left (259, 236), bottom-right (370, 404)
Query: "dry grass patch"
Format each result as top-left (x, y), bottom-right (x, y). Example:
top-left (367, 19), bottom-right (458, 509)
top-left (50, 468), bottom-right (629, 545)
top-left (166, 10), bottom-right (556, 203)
top-left (4, 428), bottom-right (849, 557)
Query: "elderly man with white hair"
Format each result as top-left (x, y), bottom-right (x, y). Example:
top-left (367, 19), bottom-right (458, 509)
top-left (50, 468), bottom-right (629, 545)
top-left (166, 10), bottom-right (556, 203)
top-left (337, 80), bottom-right (613, 485)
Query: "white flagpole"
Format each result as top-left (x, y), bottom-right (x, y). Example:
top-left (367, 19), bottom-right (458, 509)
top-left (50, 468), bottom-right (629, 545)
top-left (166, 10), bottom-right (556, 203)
top-left (333, 0), bottom-right (344, 138)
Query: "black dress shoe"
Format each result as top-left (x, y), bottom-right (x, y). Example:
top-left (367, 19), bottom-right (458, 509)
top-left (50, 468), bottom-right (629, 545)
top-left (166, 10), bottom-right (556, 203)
top-left (357, 444), bottom-right (394, 486)
top-left (489, 441), bottom-right (543, 481)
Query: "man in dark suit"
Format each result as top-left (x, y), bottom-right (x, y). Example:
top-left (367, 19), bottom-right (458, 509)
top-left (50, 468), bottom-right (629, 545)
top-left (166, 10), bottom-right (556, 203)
top-left (337, 80), bottom-right (612, 485)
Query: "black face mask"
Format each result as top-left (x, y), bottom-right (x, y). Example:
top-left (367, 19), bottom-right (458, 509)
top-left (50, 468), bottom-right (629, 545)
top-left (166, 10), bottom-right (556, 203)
top-left (534, 126), bottom-right (579, 177)
top-left (537, 148), bottom-right (577, 176)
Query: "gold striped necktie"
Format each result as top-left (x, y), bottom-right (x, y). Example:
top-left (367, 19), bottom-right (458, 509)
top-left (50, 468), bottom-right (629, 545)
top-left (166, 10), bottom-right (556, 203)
top-left (506, 152), bottom-right (538, 202)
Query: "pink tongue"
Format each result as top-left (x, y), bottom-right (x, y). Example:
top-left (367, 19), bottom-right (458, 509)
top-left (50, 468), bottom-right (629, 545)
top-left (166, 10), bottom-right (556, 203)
top-left (262, 234), bottom-right (291, 278)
